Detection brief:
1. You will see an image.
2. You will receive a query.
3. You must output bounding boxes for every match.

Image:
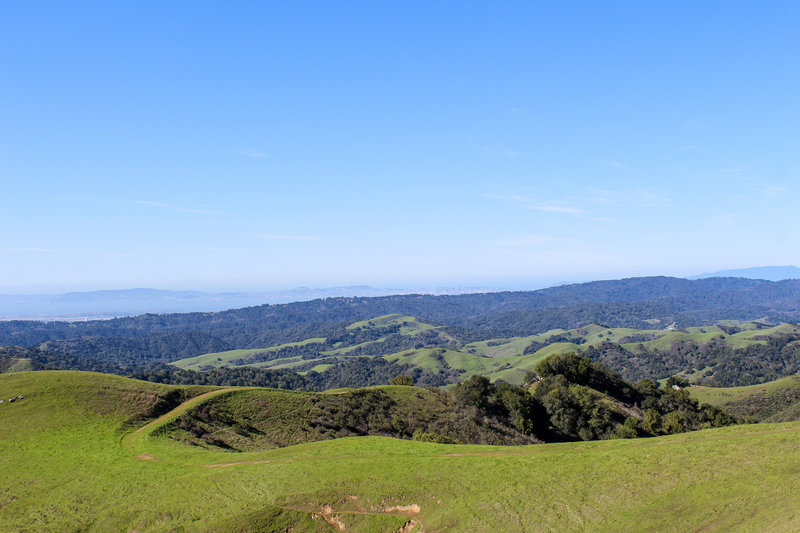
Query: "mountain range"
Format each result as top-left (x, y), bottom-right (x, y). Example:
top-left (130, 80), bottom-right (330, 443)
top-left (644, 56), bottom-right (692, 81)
top-left (688, 265), bottom-right (800, 281)
top-left (2, 266), bottom-right (797, 320)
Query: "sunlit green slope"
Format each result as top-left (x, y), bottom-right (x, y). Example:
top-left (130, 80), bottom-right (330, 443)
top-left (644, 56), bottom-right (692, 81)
top-left (2, 370), bottom-right (799, 532)
top-left (691, 373), bottom-right (800, 422)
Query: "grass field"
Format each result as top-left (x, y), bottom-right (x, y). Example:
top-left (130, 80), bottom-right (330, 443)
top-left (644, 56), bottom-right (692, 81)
top-left (691, 374), bottom-right (800, 422)
top-left (171, 338), bottom-right (325, 370)
top-left (0, 357), bottom-right (35, 373)
top-left (346, 314), bottom-right (440, 336)
top-left (691, 375), bottom-right (800, 405)
top-left (2, 370), bottom-right (800, 532)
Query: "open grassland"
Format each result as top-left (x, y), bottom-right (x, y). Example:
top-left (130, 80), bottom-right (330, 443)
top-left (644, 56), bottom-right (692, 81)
top-left (346, 314), bottom-right (440, 336)
top-left (691, 374), bottom-right (800, 422)
top-left (171, 338), bottom-right (325, 370)
top-left (0, 357), bottom-right (35, 373)
top-left (2, 371), bottom-right (800, 532)
top-left (383, 347), bottom-right (549, 384)
top-left (463, 333), bottom-right (559, 358)
top-left (691, 374), bottom-right (800, 405)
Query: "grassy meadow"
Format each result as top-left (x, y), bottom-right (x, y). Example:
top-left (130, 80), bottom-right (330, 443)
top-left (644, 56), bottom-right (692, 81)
top-left (2, 370), bottom-right (800, 532)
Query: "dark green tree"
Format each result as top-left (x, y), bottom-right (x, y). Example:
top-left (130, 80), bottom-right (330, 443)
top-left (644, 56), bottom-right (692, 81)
top-left (389, 374), bottom-right (414, 386)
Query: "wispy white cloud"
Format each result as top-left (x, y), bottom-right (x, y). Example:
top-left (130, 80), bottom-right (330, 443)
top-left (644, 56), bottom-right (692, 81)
top-left (100, 251), bottom-right (142, 258)
top-left (465, 137), bottom-right (517, 158)
top-left (0, 247), bottom-right (51, 253)
top-left (178, 245), bottom-right (243, 252)
top-left (760, 185), bottom-right (787, 198)
top-left (481, 145), bottom-right (518, 157)
top-left (495, 234), bottom-right (568, 247)
top-left (59, 196), bottom-right (223, 215)
top-left (509, 107), bottom-right (536, 120)
top-left (255, 234), bottom-right (320, 241)
top-left (526, 205), bottom-right (584, 215)
top-left (483, 193), bottom-right (535, 203)
top-left (599, 160), bottom-right (631, 170)
top-left (711, 213), bottom-right (745, 227)
top-left (483, 193), bottom-right (584, 215)
top-left (236, 148), bottom-right (269, 158)
top-left (583, 188), bottom-right (671, 205)
top-left (133, 201), bottom-right (223, 215)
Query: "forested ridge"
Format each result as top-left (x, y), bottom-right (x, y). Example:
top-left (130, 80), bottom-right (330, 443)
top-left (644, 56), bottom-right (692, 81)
top-left (2, 276), bottom-right (800, 394)
top-left (2, 276), bottom-right (798, 357)
top-left (586, 334), bottom-right (800, 386)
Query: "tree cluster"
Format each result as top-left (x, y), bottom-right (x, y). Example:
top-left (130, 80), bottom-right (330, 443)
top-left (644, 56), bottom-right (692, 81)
top-left (585, 332), bottom-right (800, 386)
top-left (452, 353), bottom-right (736, 443)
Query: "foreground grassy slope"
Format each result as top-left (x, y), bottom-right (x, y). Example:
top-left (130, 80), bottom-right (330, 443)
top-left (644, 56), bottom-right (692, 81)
top-left (2, 370), bottom-right (800, 532)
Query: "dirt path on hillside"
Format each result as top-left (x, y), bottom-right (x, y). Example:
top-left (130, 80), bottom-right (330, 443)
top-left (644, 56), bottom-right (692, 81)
top-left (204, 458), bottom-right (295, 468)
top-left (272, 502), bottom-right (422, 532)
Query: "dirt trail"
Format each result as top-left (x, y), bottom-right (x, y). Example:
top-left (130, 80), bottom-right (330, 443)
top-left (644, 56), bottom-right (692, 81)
top-left (204, 458), bottom-right (295, 468)
top-left (274, 503), bottom-right (422, 532)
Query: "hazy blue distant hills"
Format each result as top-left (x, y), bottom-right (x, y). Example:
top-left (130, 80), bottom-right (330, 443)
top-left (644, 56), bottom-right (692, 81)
top-left (0, 287), bottom-right (389, 320)
top-left (14, 269), bottom-right (798, 320)
top-left (2, 276), bottom-right (799, 350)
top-left (689, 266), bottom-right (800, 281)
top-left (0, 286), bottom-right (495, 321)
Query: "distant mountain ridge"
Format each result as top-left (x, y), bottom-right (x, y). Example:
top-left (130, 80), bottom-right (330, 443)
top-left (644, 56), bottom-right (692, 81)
top-left (2, 276), bottom-right (799, 353)
top-left (0, 285), bottom-right (495, 321)
top-left (688, 266), bottom-right (800, 281)
top-left (3, 276), bottom-right (800, 392)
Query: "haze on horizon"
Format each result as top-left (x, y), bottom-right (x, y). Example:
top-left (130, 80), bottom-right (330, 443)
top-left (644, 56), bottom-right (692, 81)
top-left (1, 2), bottom-right (798, 294)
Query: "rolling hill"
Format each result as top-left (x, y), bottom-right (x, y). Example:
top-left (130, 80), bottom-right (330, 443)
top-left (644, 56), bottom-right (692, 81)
top-left (1, 370), bottom-right (798, 532)
top-left (3, 276), bottom-right (800, 355)
top-left (161, 317), bottom-right (800, 388)
top-left (691, 373), bottom-right (800, 423)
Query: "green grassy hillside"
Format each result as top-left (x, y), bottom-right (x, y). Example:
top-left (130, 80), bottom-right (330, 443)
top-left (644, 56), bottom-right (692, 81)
top-left (0, 357), bottom-right (35, 373)
top-left (166, 317), bottom-right (800, 388)
top-left (691, 374), bottom-right (800, 422)
top-left (2, 370), bottom-right (800, 532)
top-left (172, 338), bottom-right (326, 371)
top-left (346, 314), bottom-right (440, 335)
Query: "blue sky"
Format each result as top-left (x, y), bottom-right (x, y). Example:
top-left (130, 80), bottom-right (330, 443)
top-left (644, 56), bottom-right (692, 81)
top-left (1, 1), bottom-right (798, 292)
